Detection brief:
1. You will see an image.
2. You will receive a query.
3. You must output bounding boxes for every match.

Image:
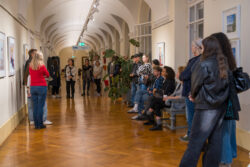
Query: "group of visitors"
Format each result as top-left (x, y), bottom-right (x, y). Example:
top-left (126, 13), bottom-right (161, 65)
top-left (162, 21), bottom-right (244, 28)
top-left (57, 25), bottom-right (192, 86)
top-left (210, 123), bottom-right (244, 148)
top-left (64, 56), bottom-right (103, 99)
top-left (126, 32), bottom-right (244, 167)
top-left (24, 49), bottom-right (52, 129)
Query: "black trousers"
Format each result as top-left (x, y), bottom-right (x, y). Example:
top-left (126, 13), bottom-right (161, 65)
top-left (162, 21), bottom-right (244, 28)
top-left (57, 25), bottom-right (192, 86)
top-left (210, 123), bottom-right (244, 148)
top-left (52, 86), bottom-right (59, 95)
top-left (150, 96), bottom-right (165, 117)
top-left (179, 108), bottom-right (225, 167)
top-left (66, 80), bottom-right (75, 97)
top-left (83, 79), bottom-right (91, 92)
top-left (94, 79), bottom-right (101, 93)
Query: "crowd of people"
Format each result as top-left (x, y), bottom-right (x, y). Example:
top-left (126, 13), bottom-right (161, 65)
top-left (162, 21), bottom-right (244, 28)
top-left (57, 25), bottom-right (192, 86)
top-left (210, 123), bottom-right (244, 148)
top-left (125, 32), bottom-right (243, 167)
top-left (22, 31), bottom-right (246, 167)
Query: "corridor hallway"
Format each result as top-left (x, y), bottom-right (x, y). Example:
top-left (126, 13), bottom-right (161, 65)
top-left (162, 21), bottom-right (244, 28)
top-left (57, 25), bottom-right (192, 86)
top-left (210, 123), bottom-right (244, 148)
top-left (0, 83), bottom-right (249, 167)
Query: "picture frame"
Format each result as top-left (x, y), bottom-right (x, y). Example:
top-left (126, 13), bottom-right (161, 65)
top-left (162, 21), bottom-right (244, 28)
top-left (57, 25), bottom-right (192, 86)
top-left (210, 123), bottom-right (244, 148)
top-left (230, 39), bottom-right (240, 67)
top-left (7, 37), bottom-right (15, 76)
top-left (0, 32), bottom-right (6, 78)
top-left (157, 42), bottom-right (165, 66)
top-left (23, 44), bottom-right (29, 63)
top-left (222, 5), bottom-right (241, 39)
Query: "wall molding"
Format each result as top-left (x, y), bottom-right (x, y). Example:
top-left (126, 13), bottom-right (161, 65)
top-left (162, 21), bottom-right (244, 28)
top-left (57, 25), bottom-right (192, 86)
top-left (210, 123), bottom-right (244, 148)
top-left (152, 16), bottom-right (174, 30)
top-left (0, 105), bottom-right (27, 146)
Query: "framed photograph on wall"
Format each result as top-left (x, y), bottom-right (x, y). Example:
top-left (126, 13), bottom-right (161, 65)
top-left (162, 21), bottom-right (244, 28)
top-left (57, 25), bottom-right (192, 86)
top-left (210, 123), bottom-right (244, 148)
top-left (222, 5), bottom-right (241, 39)
top-left (23, 44), bottom-right (29, 63)
top-left (157, 42), bottom-right (165, 66)
top-left (0, 32), bottom-right (6, 78)
top-left (7, 37), bottom-right (15, 76)
top-left (231, 39), bottom-right (240, 67)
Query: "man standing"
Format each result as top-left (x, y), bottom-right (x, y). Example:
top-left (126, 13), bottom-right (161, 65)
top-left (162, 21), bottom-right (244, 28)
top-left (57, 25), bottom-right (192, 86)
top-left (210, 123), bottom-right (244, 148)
top-left (128, 54), bottom-right (142, 108)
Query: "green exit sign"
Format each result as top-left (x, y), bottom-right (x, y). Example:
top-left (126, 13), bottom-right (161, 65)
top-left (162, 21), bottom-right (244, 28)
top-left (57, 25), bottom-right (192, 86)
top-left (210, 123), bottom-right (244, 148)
top-left (78, 42), bottom-right (85, 46)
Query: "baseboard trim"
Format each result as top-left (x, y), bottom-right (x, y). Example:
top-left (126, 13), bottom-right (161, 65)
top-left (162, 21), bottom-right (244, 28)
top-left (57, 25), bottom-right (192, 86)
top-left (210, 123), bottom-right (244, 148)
top-left (0, 105), bottom-right (27, 146)
top-left (236, 127), bottom-right (250, 151)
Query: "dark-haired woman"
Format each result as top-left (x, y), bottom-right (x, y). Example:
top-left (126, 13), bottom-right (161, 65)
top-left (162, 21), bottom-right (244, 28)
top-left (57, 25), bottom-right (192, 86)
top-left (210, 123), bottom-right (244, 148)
top-left (66, 59), bottom-right (76, 99)
top-left (211, 32), bottom-right (240, 167)
top-left (82, 59), bottom-right (92, 96)
top-left (145, 66), bottom-right (176, 130)
top-left (49, 60), bottom-right (61, 98)
top-left (179, 36), bottom-right (229, 167)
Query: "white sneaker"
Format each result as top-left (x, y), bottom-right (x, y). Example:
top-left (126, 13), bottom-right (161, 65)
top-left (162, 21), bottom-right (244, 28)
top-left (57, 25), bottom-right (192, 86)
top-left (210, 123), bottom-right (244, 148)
top-left (30, 121), bottom-right (34, 125)
top-left (56, 95), bottom-right (61, 98)
top-left (44, 120), bottom-right (53, 125)
top-left (51, 95), bottom-right (56, 98)
top-left (128, 109), bottom-right (138, 113)
top-left (131, 115), bottom-right (139, 120)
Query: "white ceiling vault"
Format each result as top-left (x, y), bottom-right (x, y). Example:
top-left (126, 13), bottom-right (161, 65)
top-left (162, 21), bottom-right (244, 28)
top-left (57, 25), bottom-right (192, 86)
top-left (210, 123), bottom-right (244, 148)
top-left (29, 0), bottom-right (169, 54)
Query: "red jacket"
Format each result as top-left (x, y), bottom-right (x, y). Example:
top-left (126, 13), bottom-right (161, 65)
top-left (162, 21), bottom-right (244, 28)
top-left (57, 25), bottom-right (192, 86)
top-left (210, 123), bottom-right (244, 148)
top-left (29, 65), bottom-right (50, 86)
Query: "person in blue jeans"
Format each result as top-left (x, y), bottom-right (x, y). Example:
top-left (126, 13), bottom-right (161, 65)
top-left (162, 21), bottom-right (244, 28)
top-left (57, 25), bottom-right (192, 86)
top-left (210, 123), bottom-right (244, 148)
top-left (131, 66), bottom-right (164, 120)
top-left (179, 38), bottom-right (202, 142)
top-left (128, 54), bottom-right (142, 108)
top-left (27, 75), bottom-right (52, 125)
top-left (29, 52), bottom-right (50, 129)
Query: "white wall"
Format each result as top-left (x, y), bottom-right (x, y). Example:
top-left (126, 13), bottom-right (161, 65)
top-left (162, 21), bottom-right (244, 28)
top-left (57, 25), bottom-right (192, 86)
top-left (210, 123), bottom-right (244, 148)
top-left (152, 0), bottom-right (188, 70)
top-left (152, 22), bottom-right (175, 68)
top-left (0, 0), bottom-right (41, 128)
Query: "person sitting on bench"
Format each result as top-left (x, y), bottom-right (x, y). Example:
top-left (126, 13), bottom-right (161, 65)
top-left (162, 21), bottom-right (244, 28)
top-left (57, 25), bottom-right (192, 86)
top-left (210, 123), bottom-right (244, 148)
top-left (145, 66), bottom-right (185, 131)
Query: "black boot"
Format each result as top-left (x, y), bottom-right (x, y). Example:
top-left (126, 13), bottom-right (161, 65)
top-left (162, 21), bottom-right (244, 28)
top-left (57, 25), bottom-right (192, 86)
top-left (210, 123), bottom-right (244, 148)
top-left (144, 112), bottom-right (155, 125)
top-left (144, 121), bottom-right (155, 125)
top-left (150, 124), bottom-right (162, 131)
top-left (82, 91), bottom-right (85, 96)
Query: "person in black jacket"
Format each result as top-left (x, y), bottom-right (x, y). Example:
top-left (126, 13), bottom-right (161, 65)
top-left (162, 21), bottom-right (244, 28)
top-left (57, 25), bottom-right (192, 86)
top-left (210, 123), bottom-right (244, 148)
top-left (179, 36), bottom-right (229, 167)
top-left (179, 38), bottom-right (203, 142)
top-left (211, 32), bottom-right (240, 167)
top-left (128, 54), bottom-right (142, 107)
top-left (49, 59), bottom-right (61, 98)
top-left (82, 59), bottom-right (92, 96)
top-left (144, 66), bottom-right (176, 130)
top-left (107, 56), bottom-right (121, 86)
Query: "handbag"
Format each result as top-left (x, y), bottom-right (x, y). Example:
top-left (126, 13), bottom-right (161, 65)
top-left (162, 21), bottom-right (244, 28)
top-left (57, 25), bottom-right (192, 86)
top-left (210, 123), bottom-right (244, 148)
top-left (233, 67), bottom-right (250, 93)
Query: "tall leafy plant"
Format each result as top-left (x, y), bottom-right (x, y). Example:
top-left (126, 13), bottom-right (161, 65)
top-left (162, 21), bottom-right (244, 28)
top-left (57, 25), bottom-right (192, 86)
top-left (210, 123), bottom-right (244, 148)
top-left (103, 49), bottom-right (133, 102)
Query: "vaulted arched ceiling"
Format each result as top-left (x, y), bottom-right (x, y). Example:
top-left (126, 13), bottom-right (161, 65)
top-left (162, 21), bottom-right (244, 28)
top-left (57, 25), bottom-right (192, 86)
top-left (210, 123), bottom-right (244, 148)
top-left (31, 0), bottom-right (167, 54)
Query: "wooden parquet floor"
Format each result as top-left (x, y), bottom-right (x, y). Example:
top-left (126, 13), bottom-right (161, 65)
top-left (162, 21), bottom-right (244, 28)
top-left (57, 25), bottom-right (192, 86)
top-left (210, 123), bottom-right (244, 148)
top-left (0, 84), bottom-right (249, 167)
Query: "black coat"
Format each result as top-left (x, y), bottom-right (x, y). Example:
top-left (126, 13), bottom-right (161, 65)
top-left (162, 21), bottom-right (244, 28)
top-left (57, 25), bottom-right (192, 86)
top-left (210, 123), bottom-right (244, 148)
top-left (180, 55), bottom-right (201, 97)
top-left (191, 55), bottom-right (229, 110)
top-left (226, 70), bottom-right (241, 120)
top-left (162, 79), bottom-right (176, 96)
top-left (49, 65), bottom-right (61, 87)
top-left (131, 62), bottom-right (142, 84)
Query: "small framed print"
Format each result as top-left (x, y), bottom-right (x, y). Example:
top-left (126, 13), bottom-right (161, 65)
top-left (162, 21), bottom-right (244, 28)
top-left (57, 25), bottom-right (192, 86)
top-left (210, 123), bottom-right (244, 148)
top-left (7, 37), bottom-right (15, 76)
top-left (231, 39), bottom-right (240, 67)
top-left (222, 5), bottom-right (241, 39)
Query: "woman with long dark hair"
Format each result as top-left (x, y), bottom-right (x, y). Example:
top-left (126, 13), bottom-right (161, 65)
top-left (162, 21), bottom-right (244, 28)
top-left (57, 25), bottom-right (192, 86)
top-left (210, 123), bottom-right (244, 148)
top-left (145, 66), bottom-right (176, 130)
top-left (179, 36), bottom-right (229, 167)
top-left (211, 32), bottom-right (240, 167)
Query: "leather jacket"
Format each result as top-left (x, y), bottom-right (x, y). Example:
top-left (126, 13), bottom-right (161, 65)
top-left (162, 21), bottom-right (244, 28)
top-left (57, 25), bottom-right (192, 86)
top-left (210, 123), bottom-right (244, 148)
top-left (191, 55), bottom-right (229, 110)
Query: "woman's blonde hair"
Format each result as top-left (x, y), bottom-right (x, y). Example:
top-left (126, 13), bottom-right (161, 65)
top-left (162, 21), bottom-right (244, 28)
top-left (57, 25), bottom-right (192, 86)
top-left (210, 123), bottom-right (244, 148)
top-left (30, 52), bottom-right (44, 70)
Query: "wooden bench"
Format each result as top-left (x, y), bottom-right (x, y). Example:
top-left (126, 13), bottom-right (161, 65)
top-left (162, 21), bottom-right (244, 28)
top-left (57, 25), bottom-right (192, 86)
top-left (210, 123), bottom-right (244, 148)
top-left (162, 98), bottom-right (188, 130)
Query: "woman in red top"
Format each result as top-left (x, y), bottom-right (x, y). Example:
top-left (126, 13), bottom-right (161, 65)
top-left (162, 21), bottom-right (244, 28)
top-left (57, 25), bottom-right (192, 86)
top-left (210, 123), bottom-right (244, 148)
top-left (29, 52), bottom-right (50, 129)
